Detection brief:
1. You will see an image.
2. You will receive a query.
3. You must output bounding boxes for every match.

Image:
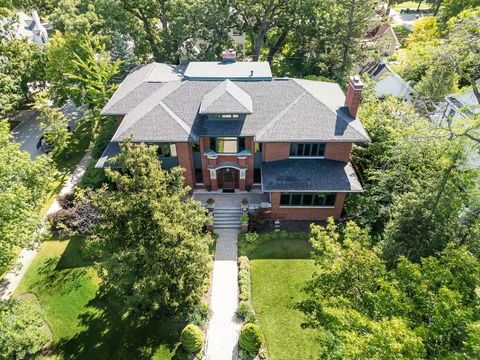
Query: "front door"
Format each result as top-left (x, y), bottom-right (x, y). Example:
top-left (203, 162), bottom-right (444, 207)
top-left (218, 168), bottom-right (239, 190)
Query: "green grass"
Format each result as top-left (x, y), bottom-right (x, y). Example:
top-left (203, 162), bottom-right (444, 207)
top-left (239, 232), bottom-right (321, 360)
top-left (393, 1), bottom-right (430, 9)
top-left (14, 236), bottom-right (183, 360)
top-left (393, 25), bottom-right (412, 38)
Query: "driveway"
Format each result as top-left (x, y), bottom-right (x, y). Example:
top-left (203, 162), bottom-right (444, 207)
top-left (10, 101), bottom-right (84, 159)
top-left (389, 8), bottom-right (433, 30)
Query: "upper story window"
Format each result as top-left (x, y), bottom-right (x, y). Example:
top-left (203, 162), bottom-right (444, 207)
top-left (210, 137), bottom-right (245, 154)
top-left (210, 114), bottom-right (240, 120)
top-left (290, 143), bottom-right (325, 157)
top-left (280, 192), bottom-right (336, 207)
top-left (146, 143), bottom-right (177, 158)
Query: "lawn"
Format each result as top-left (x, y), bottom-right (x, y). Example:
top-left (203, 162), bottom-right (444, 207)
top-left (239, 232), bottom-right (321, 360)
top-left (14, 236), bottom-right (183, 360)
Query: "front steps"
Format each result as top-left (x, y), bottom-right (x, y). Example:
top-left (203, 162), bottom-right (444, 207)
top-left (213, 208), bottom-right (241, 229)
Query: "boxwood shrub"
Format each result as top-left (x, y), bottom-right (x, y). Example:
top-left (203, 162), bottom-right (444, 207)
top-left (239, 323), bottom-right (264, 353)
top-left (181, 324), bottom-right (204, 353)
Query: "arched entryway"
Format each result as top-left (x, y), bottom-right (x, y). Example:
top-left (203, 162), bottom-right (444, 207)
top-left (217, 167), bottom-right (239, 191)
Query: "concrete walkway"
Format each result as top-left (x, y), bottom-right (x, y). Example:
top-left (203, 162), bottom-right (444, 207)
top-left (0, 151), bottom-right (92, 300)
top-left (206, 229), bottom-right (243, 360)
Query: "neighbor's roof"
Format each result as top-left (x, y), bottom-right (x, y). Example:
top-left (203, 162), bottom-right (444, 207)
top-left (102, 62), bottom-right (370, 143)
top-left (199, 79), bottom-right (253, 114)
top-left (446, 81), bottom-right (480, 115)
top-left (262, 159), bottom-right (363, 192)
top-left (184, 61), bottom-right (272, 80)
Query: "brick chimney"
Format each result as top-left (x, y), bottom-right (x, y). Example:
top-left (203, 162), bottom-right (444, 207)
top-left (345, 76), bottom-right (363, 117)
top-left (222, 49), bottom-right (236, 63)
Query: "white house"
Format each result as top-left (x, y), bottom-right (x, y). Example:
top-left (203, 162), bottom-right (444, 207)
top-left (13, 10), bottom-right (49, 48)
top-left (364, 60), bottom-right (413, 102)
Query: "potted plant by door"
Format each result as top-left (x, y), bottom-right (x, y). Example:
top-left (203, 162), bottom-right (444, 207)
top-left (241, 198), bottom-right (249, 213)
top-left (240, 213), bottom-right (249, 233)
top-left (207, 198), bottom-right (215, 213)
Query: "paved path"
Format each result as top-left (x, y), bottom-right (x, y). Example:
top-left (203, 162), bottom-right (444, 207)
top-left (206, 229), bottom-right (242, 360)
top-left (0, 151), bottom-right (92, 300)
top-left (11, 102), bottom-right (84, 159)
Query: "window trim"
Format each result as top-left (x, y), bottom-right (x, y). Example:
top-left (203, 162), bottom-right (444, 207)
top-left (210, 114), bottom-right (240, 120)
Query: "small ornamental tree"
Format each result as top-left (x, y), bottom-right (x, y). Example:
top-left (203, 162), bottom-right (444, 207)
top-left (239, 323), bottom-right (263, 353)
top-left (87, 142), bottom-right (213, 315)
top-left (181, 324), bottom-right (204, 353)
top-left (0, 299), bottom-right (49, 359)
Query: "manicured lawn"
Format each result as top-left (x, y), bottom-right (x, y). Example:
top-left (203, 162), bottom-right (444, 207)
top-left (14, 236), bottom-right (183, 360)
top-left (393, 1), bottom-right (430, 9)
top-left (239, 232), bottom-right (321, 360)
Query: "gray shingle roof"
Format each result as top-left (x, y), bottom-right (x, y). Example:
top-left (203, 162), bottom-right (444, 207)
top-left (95, 141), bottom-right (121, 168)
top-left (101, 63), bottom-right (370, 143)
top-left (199, 80), bottom-right (253, 114)
top-left (261, 159), bottom-right (363, 192)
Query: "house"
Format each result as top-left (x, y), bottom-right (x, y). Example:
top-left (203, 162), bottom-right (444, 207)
top-left (362, 24), bottom-right (400, 56)
top-left (97, 51), bottom-right (370, 220)
top-left (363, 60), bottom-right (413, 102)
top-left (3, 10), bottom-right (49, 48)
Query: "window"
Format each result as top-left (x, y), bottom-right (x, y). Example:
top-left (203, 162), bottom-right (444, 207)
top-left (210, 114), bottom-right (240, 120)
top-left (290, 143), bottom-right (325, 157)
top-left (210, 137), bottom-right (245, 154)
top-left (255, 143), bottom-right (262, 153)
top-left (148, 143), bottom-right (177, 158)
top-left (279, 192), bottom-right (336, 207)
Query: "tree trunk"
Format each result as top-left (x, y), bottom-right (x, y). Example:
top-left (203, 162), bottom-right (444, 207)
top-left (416, 0), bottom-right (423, 12)
top-left (157, 0), bottom-right (170, 53)
top-left (139, 11), bottom-right (161, 62)
top-left (252, 26), bottom-right (267, 61)
top-left (340, 0), bottom-right (356, 76)
top-left (267, 27), bottom-right (289, 63)
top-left (433, 0), bottom-right (442, 16)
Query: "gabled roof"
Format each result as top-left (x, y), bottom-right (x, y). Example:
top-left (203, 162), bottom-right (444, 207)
top-left (101, 62), bottom-right (370, 143)
top-left (199, 80), bottom-right (253, 114)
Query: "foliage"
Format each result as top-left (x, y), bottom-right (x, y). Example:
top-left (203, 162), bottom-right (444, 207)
top-left (0, 298), bottom-right (49, 359)
top-left (34, 91), bottom-right (72, 157)
top-left (237, 301), bottom-right (257, 324)
top-left (244, 231), bottom-right (259, 243)
top-left (187, 301), bottom-right (210, 327)
top-left (298, 219), bottom-right (480, 359)
top-left (0, 34), bottom-right (46, 116)
top-left (240, 213), bottom-right (249, 224)
top-left (0, 121), bottom-right (55, 275)
top-left (87, 142), bottom-right (213, 315)
top-left (238, 256), bottom-right (252, 303)
top-left (441, 0), bottom-right (480, 20)
top-left (239, 323), bottom-right (264, 353)
top-left (181, 324), bottom-right (204, 353)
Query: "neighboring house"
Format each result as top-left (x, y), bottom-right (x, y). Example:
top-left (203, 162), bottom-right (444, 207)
top-left (5, 10), bottom-right (49, 48)
top-left (363, 60), bottom-right (413, 102)
top-left (362, 24), bottom-right (400, 56)
top-left (97, 50), bottom-right (370, 220)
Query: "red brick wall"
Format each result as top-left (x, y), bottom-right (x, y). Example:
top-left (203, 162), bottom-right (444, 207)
top-left (115, 115), bottom-right (124, 125)
top-left (245, 137), bottom-right (255, 187)
top-left (175, 143), bottom-right (195, 189)
top-left (324, 143), bottom-right (352, 162)
top-left (262, 143), bottom-right (290, 162)
top-left (200, 137), bottom-right (211, 187)
top-left (270, 192), bottom-right (346, 220)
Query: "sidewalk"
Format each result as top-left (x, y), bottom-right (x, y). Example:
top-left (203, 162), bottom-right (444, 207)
top-left (206, 229), bottom-right (243, 360)
top-left (0, 151), bottom-right (91, 300)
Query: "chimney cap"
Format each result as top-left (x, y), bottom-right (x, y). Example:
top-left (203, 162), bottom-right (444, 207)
top-left (349, 75), bottom-right (363, 90)
top-left (222, 49), bottom-right (237, 63)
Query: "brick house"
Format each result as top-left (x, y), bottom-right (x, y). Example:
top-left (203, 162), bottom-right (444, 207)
top-left (97, 52), bottom-right (369, 220)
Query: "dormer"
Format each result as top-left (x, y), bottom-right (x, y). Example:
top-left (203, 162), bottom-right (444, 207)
top-left (199, 80), bottom-right (253, 118)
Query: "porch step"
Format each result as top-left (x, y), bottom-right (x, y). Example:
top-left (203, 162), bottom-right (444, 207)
top-left (212, 208), bottom-right (242, 229)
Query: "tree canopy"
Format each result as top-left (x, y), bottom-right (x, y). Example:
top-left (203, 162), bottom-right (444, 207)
top-left (86, 142), bottom-right (213, 315)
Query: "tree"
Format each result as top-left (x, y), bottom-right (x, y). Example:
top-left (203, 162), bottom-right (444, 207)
top-left (441, 0), bottom-right (480, 20)
top-left (0, 121), bottom-right (55, 275)
top-left (298, 219), bottom-right (480, 359)
top-left (34, 91), bottom-right (72, 157)
top-left (0, 299), bottom-right (49, 359)
top-left (86, 142), bottom-right (213, 315)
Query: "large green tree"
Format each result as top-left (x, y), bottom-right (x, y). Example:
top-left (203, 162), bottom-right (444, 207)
top-left (298, 219), bottom-right (480, 359)
top-left (0, 299), bottom-right (49, 359)
top-left (87, 142), bottom-right (213, 315)
top-left (0, 121), bottom-right (55, 275)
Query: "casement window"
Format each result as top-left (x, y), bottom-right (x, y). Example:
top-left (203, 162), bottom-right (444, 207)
top-left (210, 137), bottom-right (245, 154)
top-left (289, 143), bottom-right (326, 157)
top-left (279, 192), bottom-right (336, 207)
top-left (210, 114), bottom-right (240, 120)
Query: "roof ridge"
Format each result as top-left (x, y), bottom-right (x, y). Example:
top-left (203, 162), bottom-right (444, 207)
top-left (256, 92), bottom-right (306, 139)
top-left (157, 100), bottom-right (194, 139)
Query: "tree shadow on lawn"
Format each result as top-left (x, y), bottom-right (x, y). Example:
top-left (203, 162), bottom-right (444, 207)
top-left (49, 285), bottom-right (185, 360)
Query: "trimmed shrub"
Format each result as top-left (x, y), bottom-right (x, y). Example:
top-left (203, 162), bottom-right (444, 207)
top-left (237, 301), bottom-right (256, 323)
top-left (238, 256), bottom-right (251, 302)
top-left (189, 301), bottom-right (210, 327)
top-left (239, 323), bottom-right (263, 353)
top-left (240, 213), bottom-right (249, 224)
top-left (181, 324), bottom-right (204, 353)
top-left (245, 231), bottom-right (258, 243)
